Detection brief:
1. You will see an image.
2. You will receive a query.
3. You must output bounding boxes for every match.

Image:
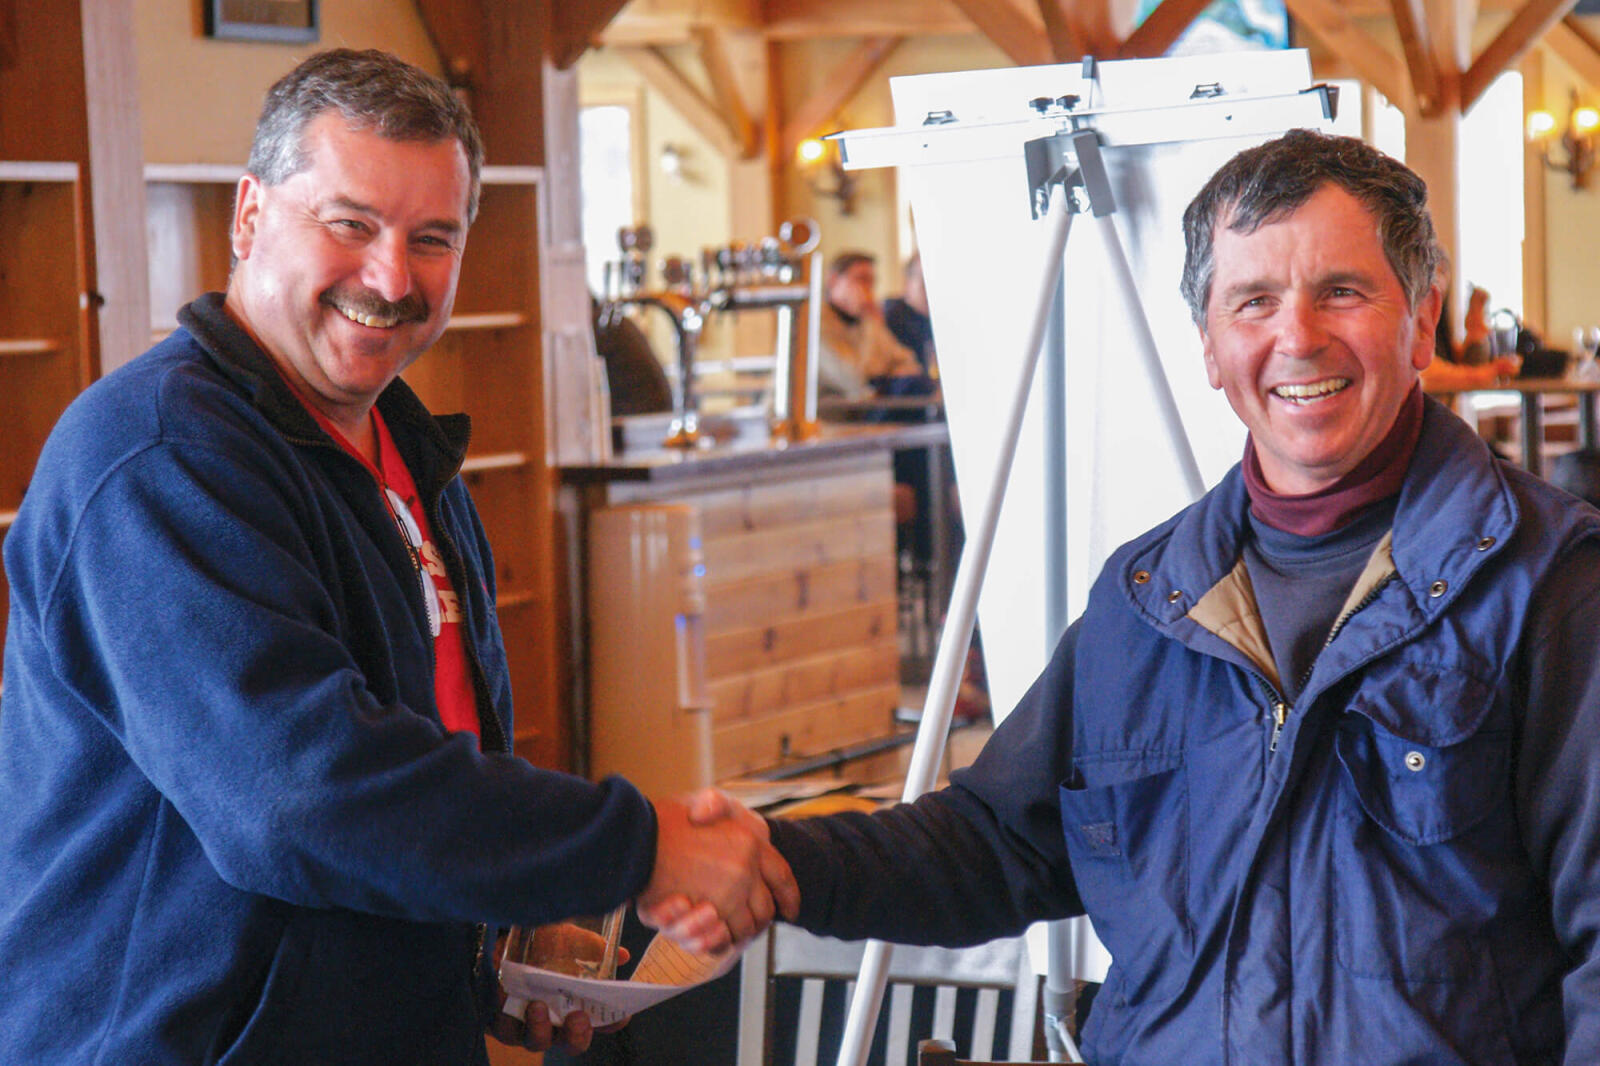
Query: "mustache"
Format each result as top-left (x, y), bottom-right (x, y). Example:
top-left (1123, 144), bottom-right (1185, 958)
top-left (321, 287), bottom-right (428, 324)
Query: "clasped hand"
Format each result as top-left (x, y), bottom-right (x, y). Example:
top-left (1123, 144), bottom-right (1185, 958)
top-left (636, 789), bottom-right (800, 954)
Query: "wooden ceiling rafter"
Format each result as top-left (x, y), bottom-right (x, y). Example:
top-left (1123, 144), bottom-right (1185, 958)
top-left (616, 44), bottom-right (742, 158)
top-left (778, 35), bottom-right (903, 163)
top-left (942, 0), bottom-right (1054, 67)
top-left (1389, 0), bottom-right (1443, 114)
top-left (1067, 0), bottom-right (1118, 59)
top-left (1543, 15), bottom-right (1600, 95)
top-left (411, 0), bottom-right (485, 89)
top-left (692, 25), bottom-right (760, 158)
top-left (1284, 0), bottom-right (1414, 110)
top-left (1117, 0), bottom-right (1215, 59)
top-left (1036, 0), bottom-right (1089, 63)
top-left (1461, 0), bottom-right (1580, 110)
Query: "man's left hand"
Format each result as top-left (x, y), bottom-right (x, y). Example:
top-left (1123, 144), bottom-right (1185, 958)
top-left (489, 997), bottom-right (625, 1054)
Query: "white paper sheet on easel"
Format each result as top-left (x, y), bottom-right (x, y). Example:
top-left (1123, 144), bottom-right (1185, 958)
top-left (498, 935), bottom-right (739, 1026)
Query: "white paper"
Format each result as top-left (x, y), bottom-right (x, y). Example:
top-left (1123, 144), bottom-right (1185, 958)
top-left (498, 934), bottom-right (740, 1026)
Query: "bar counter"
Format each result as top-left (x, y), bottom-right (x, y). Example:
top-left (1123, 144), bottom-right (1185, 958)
top-left (560, 416), bottom-right (948, 488)
top-left (559, 414), bottom-right (947, 791)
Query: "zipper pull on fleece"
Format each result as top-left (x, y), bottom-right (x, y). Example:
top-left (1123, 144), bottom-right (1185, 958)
top-left (1268, 701), bottom-right (1287, 754)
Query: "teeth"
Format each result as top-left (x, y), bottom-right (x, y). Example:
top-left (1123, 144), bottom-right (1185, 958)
top-left (337, 306), bottom-right (399, 329)
top-left (1273, 378), bottom-right (1349, 404)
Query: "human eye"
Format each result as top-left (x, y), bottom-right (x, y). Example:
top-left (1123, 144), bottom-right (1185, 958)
top-left (326, 216), bottom-right (372, 239)
top-left (412, 231), bottom-right (460, 255)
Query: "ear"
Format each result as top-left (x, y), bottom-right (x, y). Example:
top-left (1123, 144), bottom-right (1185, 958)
top-left (1410, 282), bottom-right (1444, 372)
top-left (1199, 323), bottom-right (1223, 390)
top-left (230, 174), bottom-right (264, 261)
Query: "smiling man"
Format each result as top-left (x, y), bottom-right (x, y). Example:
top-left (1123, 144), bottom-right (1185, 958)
top-left (0, 50), bottom-right (796, 1066)
top-left (708, 130), bottom-right (1600, 1062)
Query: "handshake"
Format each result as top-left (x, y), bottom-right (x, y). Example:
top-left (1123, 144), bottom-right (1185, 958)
top-left (491, 789), bottom-right (798, 1054)
top-left (637, 788), bottom-right (800, 954)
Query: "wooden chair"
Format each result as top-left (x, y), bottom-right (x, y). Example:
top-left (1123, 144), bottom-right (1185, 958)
top-left (915, 1036), bottom-right (1084, 1065)
top-left (736, 924), bottom-right (1042, 1066)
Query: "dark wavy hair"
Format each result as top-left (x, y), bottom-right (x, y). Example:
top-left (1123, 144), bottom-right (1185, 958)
top-left (1180, 129), bottom-right (1442, 327)
top-left (246, 49), bottom-right (484, 224)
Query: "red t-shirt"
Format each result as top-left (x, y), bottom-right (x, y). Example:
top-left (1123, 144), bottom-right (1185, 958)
top-left (280, 385), bottom-right (480, 740)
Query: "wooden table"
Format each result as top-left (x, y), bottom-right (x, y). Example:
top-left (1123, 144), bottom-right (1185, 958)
top-left (1431, 378), bottom-right (1600, 477)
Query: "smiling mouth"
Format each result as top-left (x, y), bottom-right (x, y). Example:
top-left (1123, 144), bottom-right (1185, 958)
top-left (323, 289), bottom-right (427, 331)
top-left (1272, 378), bottom-right (1350, 405)
top-left (336, 306), bottom-right (403, 329)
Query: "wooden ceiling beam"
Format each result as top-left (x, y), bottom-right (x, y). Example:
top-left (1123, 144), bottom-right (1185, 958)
top-left (410, 0), bottom-right (485, 88)
top-left (0, 0), bottom-right (17, 71)
top-left (761, 0), bottom-right (971, 40)
top-left (1461, 0), bottom-right (1579, 112)
top-left (604, 0), bottom-right (763, 41)
top-left (778, 35), bottom-right (903, 162)
top-left (1036, 0), bottom-right (1089, 62)
top-left (1543, 16), bottom-right (1600, 95)
top-left (1117, 0), bottom-right (1213, 59)
top-left (1389, 0), bottom-right (1443, 115)
top-left (1285, 0), bottom-right (1413, 111)
top-left (943, 0), bottom-right (1053, 67)
top-left (692, 25), bottom-right (759, 159)
top-left (615, 45), bottom-right (741, 158)
top-left (553, 0), bottom-right (635, 69)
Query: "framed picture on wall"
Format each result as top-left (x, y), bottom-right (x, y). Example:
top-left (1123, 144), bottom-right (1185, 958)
top-left (205, 0), bottom-right (319, 44)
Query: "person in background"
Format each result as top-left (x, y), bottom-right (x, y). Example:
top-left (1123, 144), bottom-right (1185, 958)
top-left (591, 295), bottom-right (673, 416)
top-left (0, 49), bottom-right (795, 1066)
top-left (682, 129), bottom-right (1600, 1062)
top-left (1424, 280), bottom-right (1520, 391)
top-left (817, 250), bottom-right (930, 399)
top-left (1549, 447), bottom-right (1600, 508)
top-left (883, 250), bottom-right (937, 375)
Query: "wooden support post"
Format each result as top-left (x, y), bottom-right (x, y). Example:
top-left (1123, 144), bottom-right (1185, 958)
top-left (778, 36), bottom-right (902, 162)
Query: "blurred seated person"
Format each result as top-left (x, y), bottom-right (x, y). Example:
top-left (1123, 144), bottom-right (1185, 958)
top-left (592, 296), bottom-right (673, 416)
top-left (882, 251), bottom-right (937, 375)
top-left (1549, 448), bottom-right (1600, 509)
top-left (818, 251), bottom-right (933, 399)
top-left (1423, 283), bottom-right (1520, 391)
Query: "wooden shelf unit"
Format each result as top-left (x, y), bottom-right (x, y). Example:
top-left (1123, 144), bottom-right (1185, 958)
top-left (0, 162), bottom-right (91, 663)
top-left (409, 170), bottom-right (556, 764)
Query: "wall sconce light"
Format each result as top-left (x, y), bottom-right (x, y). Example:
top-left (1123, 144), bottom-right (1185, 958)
top-left (797, 137), bottom-right (857, 215)
top-left (1527, 89), bottom-right (1600, 190)
top-left (659, 143), bottom-right (686, 181)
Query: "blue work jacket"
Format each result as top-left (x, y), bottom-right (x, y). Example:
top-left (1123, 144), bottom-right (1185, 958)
top-left (0, 295), bottom-right (657, 1065)
top-left (773, 398), bottom-right (1600, 1064)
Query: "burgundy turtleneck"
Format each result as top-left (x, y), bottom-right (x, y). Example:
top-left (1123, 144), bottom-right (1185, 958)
top-left (1242, 383), bottom-right (1424, 536)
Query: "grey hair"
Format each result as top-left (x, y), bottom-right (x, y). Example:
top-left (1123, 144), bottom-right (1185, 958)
top-left (1180, 129), bottom-right (1442, 327)
top-left (246, 49), bottom-right (484, 225)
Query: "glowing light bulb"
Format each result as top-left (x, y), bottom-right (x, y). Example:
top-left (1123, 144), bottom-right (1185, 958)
top-left (797, 138), bottom-right (826, 164)
top-left (1527, 110), bottom-right (1557, 140)
top-left (1574, 106), bottom-right (1600, 135)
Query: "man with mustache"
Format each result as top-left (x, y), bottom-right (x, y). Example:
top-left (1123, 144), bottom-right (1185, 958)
top-left (0, 49), bottom-right (796, 1065)
top-left (686, 130), bottom-right (1600, 1062)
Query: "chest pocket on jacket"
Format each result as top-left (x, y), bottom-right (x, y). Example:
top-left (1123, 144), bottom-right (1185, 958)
top-left (1331, 662), bottom-right (1514, 984)
top-left (1059, 753), bottom-right (1191, 1007)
